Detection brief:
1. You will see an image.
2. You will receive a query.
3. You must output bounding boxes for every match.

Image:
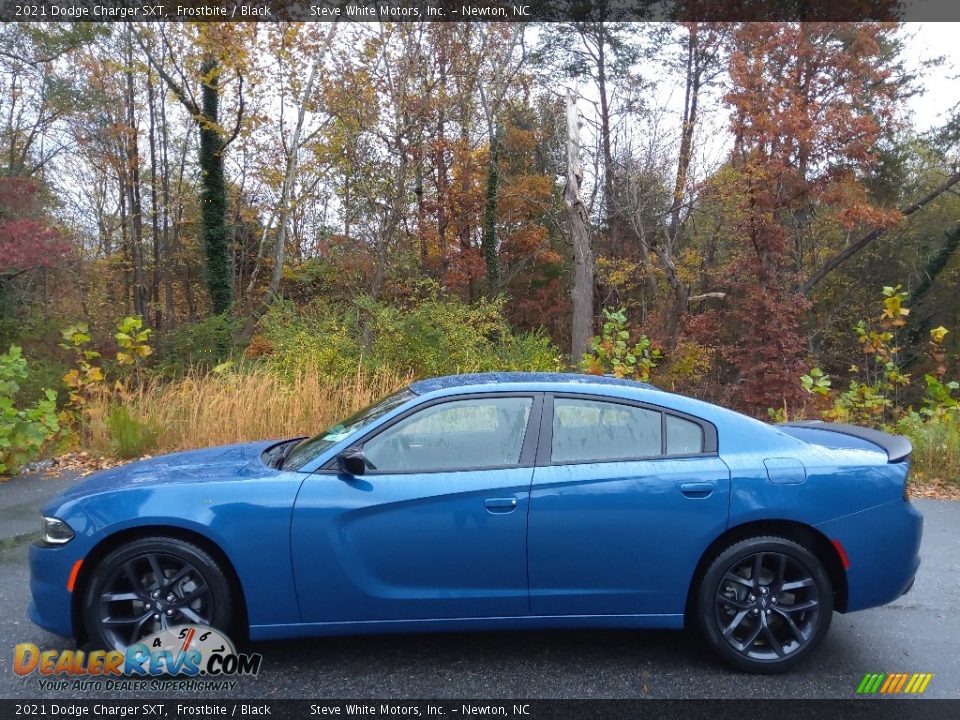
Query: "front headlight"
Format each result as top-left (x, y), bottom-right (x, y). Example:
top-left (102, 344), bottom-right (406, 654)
top-left (41, 516), bottom-right (74, 545)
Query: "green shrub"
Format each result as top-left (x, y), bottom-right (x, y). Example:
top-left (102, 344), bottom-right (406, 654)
top-left (256, 296), bottom-right (562, 380)
top-left (897, 410), bottom-right (960, 487)
top-left (0, 346), bottom-right (59, 474)
top-left (13, 355), bottom-right (67, 409)
top-left (580, 307), bottom-right (662, 381)
top-left (157, 315), bottom-right (240, 374)
top-left (366, 296), bottom-right (555, 376)
top-left (258, 299), bottom-right (361, 379)
top-left (105, 405), bottom-right (160, 459)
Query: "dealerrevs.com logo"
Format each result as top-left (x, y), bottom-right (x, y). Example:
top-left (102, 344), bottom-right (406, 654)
top-left (14, 625), bottom-right (262, 691)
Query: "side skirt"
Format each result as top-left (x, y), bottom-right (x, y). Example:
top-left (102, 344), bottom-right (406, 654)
top-left (249, 613), bottom-right (685, 641)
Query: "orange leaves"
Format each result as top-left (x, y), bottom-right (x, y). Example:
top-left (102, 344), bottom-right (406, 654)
top-left (715, 22), bottom-right (906, 415)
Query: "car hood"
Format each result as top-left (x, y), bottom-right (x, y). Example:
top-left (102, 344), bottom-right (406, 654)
top-left (56, 440), bottom-right (279, 499)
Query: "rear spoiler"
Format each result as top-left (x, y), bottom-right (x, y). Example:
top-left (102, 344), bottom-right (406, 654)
top-left (779, 420), bottom-right (912, 463)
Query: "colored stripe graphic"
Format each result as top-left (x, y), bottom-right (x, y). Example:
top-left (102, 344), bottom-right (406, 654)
top-left (879, 674), bottom-right (896, 694)
top-left (892, 673), bottom-right (909, 694)
top-left (857, 673), bottom-right (933, 695)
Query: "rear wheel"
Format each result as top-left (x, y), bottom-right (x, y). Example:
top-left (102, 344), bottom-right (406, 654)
top-left (83, 536), bottom-right (233, 652)
top-left (697, 536), bottom-right (832, 673)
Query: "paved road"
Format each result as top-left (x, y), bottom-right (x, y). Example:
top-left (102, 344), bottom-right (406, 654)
top-left (0, 471), bottom-right (957, 699)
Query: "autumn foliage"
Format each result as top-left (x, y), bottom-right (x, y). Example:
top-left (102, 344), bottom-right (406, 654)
top-left (709, 23), bottom-right (904, 413)
top-left (2, 19), bottom-right (960, 479)
top-left (0, 178), bottom-right (67, 276)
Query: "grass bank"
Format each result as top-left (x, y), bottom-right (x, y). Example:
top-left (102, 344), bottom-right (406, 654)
top-left (87, 366), bottom-right (411, 457)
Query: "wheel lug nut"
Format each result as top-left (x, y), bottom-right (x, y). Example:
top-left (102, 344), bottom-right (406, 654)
top-left (165, 609), bottom-right (174, 616)
top-left (153, 614), bottom-right (160, 620)
top-left (752, 609), bottom-right (759, 615)
top-left (166, 594), bottom-right (174, 602)
top-left (144, 603), bottom-right (151, 610)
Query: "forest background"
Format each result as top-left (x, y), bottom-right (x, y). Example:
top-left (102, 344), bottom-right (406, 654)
top-left (2, 20), bottom-right (960, 493)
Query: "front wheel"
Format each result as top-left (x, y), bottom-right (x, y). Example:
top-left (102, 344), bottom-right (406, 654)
top-left (83, 536), bottom-right (233, 652)
top-left (697, 536), bottom-right (833, 673)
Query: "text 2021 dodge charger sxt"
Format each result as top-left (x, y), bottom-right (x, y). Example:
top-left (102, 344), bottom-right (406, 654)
top-left (29, 372), bottom-right (922, 672)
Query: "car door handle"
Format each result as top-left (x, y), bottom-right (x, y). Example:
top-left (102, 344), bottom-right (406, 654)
top-left (484, 497), bottom-right (519, 514)
top-left (680, 482), bottom-right (715, 499)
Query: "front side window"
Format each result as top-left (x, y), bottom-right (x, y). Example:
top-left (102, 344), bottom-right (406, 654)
top-left (363, 397), bottom-right (533, 473)
top-left (551, 398), bottom-right (661, 463)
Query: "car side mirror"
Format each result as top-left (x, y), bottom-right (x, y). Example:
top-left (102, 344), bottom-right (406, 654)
top-left (337, 448), bottom-right (366, 476)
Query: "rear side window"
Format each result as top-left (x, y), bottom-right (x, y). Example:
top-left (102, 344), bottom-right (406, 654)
top-left (666, 414), bottom-right (704, 455)
top-left (551, 398), bottom-right (661, 463)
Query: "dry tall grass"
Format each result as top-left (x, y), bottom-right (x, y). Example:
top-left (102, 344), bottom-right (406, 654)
top-left (88, 366), bottom-right (412, 455)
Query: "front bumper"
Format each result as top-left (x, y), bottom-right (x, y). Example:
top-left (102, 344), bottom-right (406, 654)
top-left (817, 499), bottom-right (923, 613)
top-left (28, 541), bottom-right (80, 638)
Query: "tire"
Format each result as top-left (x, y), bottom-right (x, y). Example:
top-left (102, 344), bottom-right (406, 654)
top-left (82, 536), bottom-right (233, 652)
top-left (696, 536), bottom-right (833, 673)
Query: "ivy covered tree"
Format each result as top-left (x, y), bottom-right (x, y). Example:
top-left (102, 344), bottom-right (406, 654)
top-left (139, 24), bottom-right (251, 315)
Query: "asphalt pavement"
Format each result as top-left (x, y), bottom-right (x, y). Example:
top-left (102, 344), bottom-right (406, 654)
top-left (0, 470), bottom-right (957, 699)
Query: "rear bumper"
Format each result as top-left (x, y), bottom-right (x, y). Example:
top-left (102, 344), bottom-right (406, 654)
top-left (816, 499), bottom-right (922, 613)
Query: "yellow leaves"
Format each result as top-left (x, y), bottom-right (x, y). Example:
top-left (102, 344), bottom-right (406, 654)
top-left (596, 257), bottom-right (642, 294)
top-left (931, 326), bottom-right (949, 344)
top-left (881, 296), bottom-right (909, 326)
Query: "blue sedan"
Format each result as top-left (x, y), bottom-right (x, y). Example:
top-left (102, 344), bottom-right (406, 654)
top-left (29, 372), bottom-right (922, 672)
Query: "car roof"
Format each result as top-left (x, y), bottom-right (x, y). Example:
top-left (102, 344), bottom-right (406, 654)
top-left (409, 372), bottom-right (658, 395)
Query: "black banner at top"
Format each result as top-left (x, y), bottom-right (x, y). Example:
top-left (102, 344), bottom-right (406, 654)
top-left (1, 0), bottom-right (958, 22)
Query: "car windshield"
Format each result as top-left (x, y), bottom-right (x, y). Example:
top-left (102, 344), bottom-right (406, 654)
top-left (281, 388), bottom-right (416, 470)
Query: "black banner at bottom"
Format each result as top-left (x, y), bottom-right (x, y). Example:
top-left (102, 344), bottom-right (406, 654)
top-left (1, 699), bottom-right (958, 720)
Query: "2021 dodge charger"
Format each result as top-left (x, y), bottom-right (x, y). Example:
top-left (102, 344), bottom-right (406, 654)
top-left (29, 372), bottom-right (922, 672)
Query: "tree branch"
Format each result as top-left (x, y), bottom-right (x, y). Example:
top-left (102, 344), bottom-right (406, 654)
top-left (222, 71), bottom-right (245, 149)
top-left (135, 28), bottom-right (200, 118)
top-left (802, 168), bottom-right (960, 295)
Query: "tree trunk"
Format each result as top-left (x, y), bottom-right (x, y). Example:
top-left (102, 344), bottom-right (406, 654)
top-left (660, 24), bottom-right (703, 350)
top-left (566, 89), bottom-right (594, 363)
top-left (125, 25), bottom-right (148, 319)
top-left (159, 73), bottom-right (175, 328)
top-left (198, 56), bottom-right (231, 315)
top-left (596, 34), bottom-right (619, 257)
top-left (146, 67), bottom-right (163, 329)
top-left (481, 120), bottom-right (501, 297)
top-left (118, 168), bottom-right (131, 316)
top-left (669, 25), bottom-right (700, 242)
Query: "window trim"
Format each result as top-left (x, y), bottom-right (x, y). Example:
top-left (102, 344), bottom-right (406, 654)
top-left (320, 392), bottom-right (544, 475)
top-left (537, 392), bottom-right (718, 467)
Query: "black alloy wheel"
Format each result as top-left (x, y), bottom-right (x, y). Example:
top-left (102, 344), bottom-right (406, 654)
top-left (698, 536), bottom-right (833, 673)
top-left (83, 536), bottom-right (233, 651)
